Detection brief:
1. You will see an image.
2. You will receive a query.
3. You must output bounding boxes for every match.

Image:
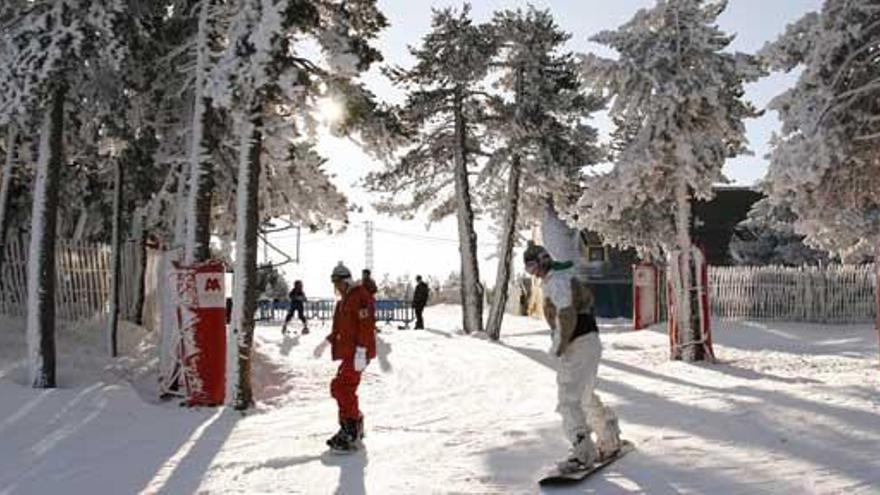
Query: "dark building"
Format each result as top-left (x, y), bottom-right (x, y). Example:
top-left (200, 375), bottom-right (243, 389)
top-left (691, 186), bottom-right (764, 265)
top-left (573, 185), bottom-right (764, 318)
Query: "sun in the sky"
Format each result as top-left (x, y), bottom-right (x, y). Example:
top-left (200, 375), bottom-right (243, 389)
top-left (316, 95), bottom-right (346, 124)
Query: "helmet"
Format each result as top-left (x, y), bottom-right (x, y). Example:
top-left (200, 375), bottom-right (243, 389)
top-left (523, 241), bottom-right (552, 275)
top-left (523, 241), bottom-right (549, 264)
top-left (331, 262), bottom-right (352, 282)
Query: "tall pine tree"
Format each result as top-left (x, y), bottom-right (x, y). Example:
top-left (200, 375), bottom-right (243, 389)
top-left (760, 0), bottom-right (880, 261)
top-left (0, 0), bottom-right (128, 386)
top-left (579, 0), bottom-right (763, 361)
top-left (482, 7), bottom-right (603, 340)
top-left (210, 0), bottom-right (388, 409)
top-left (367, 5), bottom-right (496, 334)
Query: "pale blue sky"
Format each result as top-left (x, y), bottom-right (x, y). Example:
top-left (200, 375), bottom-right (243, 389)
top-left (273, 0), bottom-right (823, 298)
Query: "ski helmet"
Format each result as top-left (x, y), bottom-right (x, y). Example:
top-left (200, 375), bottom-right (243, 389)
top-left (331, 262), bottom-right (352, 282)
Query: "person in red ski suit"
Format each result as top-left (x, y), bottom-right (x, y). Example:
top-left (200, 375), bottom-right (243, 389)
top-left (315, 262), bottom-right (377, 451)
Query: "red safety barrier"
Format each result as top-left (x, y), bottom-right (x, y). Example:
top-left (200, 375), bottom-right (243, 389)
top-left (633, 263), bottom-right (660, 330)
top-left (174, 259), bottom-right (227, 406)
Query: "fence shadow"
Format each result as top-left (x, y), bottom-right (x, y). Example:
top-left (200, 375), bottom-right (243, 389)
top-left (0, 381), bottom-right (237, 494)
top-left (711, 320), bottom-right (877, 358)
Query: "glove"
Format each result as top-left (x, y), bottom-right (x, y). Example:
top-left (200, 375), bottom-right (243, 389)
top-left (313, 339), bottom-right (330, 358)
top-left (354, 346), bottom-right (368, 372)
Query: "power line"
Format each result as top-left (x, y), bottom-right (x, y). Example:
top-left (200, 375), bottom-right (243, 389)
top-left (268, 223), bottom-right (500, 248)
top-left (371, 226), bottom-right (497, 247)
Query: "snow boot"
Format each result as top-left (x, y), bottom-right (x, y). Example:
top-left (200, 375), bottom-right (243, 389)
top-left (302, 325), bottom-right (310, 335)
top-left (327, 419), bottom-right (359, 452)
top-left (596, 416), bottom-right (622, 462)
top-left (557, 432), bottom-right (596, 473)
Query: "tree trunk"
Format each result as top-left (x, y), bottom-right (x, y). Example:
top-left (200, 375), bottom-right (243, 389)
top-left (26, 85), bottom-right (65, 388)
top-left (452, 86), bottom-right (484, 334)
top-left (673, 177), bottom-right (704, 361)
top-left (184, 0), bottom-right (217, 264)
top-left (0, 125), bottom-right (18, 283)
top-left (131, 208), bottom-right (147, 325)
top-left (230, 111), bottom-right (261, 410)
top-left (107, 157), bottom-right (123, 357)
top-left (485, 154), bottom-right (522, 340)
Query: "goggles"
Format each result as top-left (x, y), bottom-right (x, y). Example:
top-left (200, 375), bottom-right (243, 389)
top-left (524, 260), bottom-right (540, 275)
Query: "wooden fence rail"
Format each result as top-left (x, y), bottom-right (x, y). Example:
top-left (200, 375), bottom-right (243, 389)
top-left (709, 265), bottom-right (876, 323)
top-left (0, 236), bottom-right (143, 322)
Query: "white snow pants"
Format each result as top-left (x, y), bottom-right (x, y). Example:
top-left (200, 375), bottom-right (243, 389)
top-left (556, 332), bottom-right (619, 448)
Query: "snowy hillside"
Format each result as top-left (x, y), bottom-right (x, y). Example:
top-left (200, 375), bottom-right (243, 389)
top-left (1, 307), bottom-right (879, 494)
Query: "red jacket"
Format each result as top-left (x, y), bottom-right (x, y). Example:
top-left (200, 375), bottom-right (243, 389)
top-left (329, 284), bottom-right (377, 361)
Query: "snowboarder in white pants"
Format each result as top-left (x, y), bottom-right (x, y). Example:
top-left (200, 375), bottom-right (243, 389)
top-left (523, 241), bottom-right (621, 473)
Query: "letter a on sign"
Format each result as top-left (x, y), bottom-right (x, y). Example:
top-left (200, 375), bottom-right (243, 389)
top-left (205, 278), bottom-right (222, 292)
top-left (196, 273), bottom-right (225, 308)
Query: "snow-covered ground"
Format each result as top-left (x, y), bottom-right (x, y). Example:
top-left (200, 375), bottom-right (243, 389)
top-left (1, 306), bottom-right (879, 494)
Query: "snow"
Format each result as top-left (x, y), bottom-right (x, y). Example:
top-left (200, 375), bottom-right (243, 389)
top-left (2, 307), bottom-right (880, 494)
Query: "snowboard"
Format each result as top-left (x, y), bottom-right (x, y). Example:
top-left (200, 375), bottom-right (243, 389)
top-left (538, 440), bottom-right (634, 486)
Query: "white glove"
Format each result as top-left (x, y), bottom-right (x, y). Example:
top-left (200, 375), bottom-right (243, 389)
top-left (354, 346), bottom-right (368, 372)
top-left (313, 339), bottom-right (330, 358)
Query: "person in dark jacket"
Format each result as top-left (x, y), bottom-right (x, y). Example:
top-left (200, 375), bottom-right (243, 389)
top-left (282, 280), bottom-right (308, 335)
top-left (412, 275), bottom-right (429, 329)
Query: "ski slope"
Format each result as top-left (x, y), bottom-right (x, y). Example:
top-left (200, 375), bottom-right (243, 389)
top-left (1, 306), bottom-right (879, 494)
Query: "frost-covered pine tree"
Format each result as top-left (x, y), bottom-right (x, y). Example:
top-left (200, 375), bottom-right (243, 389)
top-left (579, 0), bottom-right (763, 361)
top-left (184, 0), bottom-right (226, 264)
top-left (367, 5), bottom-right (496, 334)
top-left (0, 0), bottom-right (128, 386)
top-left (481, 7), bottom-right (603, 340)
top-left (0, 126), bottom-right (18, 277)
top-left (760, 1), bottom-right (880, 262)
top-left (209, 0), bottom-right (388, 409)
top-left (0, 0), bottom-right (21, 263)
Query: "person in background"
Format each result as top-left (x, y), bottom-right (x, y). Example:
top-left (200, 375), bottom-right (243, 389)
top-left (282, 280), bottom-right (308, 335)
top-left (412, 275), bottom-right (429, 329)
top-left (314, 263), bottom-right (377, 452)
top-left (361, 268), bottom-right (379, 331)
top-left (361, 269), bottom-right (378, 296)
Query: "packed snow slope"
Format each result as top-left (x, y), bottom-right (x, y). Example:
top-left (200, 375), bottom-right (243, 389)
top-left (1, 306), bottom-right (879, 494)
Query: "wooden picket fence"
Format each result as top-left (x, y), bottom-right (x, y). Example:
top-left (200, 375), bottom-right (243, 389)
top-left (709, 265), bottom-right (876, 323)
top-left (0, 236), bottom-right (144, 322)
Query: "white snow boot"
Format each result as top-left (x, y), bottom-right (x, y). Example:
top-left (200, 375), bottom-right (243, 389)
top-left (595, 415), bottom-right (622, 462)
top-left (557, 432), bottom-right (596, 473)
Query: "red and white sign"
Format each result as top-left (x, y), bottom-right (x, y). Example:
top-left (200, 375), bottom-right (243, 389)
top-left (633, 263), bottom-right (660, 330)
top-left (174, 259), bottom-right (227, 406)
top-left (196, 272), bottom-right (226, 308)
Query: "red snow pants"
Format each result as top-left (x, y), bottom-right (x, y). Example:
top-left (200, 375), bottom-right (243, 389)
top-left (331, 359), bottom-right (362, 422)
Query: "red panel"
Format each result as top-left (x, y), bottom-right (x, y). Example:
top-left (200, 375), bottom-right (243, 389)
top-left (178, 260), bottom-right (227, 406)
